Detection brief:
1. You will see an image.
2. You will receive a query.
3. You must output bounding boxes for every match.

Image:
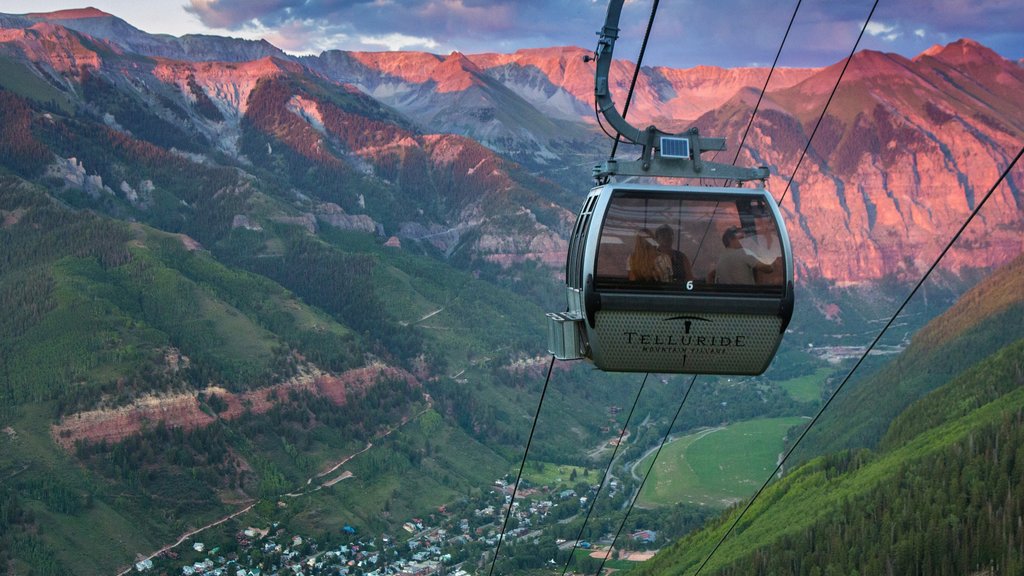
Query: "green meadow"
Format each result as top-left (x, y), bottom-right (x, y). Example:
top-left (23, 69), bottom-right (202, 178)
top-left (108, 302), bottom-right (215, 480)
top-left (637, 417), bottom-right (808, 508)
top-left (777, 367), bottom-right (833, 403)
top-left (518, 461), bottom-right (601, 489)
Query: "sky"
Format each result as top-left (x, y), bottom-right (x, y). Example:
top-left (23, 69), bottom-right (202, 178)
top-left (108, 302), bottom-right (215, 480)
top-left (0, 0), bottom-right (1021, 69)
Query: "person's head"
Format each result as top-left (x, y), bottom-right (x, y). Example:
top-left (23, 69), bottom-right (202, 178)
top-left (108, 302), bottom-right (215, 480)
top-left (722, 226), bottom-right (745, 247)
top-left (634, 229), bottom-right (657, 253)
top-left (654, 224), bottom-right (674, 248)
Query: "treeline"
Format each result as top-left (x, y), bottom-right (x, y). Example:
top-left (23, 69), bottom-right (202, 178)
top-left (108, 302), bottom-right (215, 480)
top-left (76, 421), bottom-right (247, 507)
top-left (38, 114), bottom-right (238, 207)
top-left (0, 183), bottom-right (135, 408)
top-left (2, 182), bottom-right (345, 412)
top-left (637, 341), bottom-right (1024, 576)
top-left (709, 406), bottom-right (1024, 575)
top-left (1, 467), bottom-right (89, 575)
top-left (31, 95), bottom-right (243, 244)
top-left (230, 226), bottom-right (425, 368)
top-left (792, 275), bottom-right (1024, 463)
top-left (0, 181), bottom-right (132, 274)
top-left (236, 375), bottom-right (422, 461)
top-left (157, 235), bottom-right (362, 373)
top-left (239, 77), bottom-right (360, 208)
top-left (80, 69), bottom-right (203, 153)
top-left (70, 374), bottom-right (423, 511)
top-left (0, 90), bottom-right (52, 177)
top-left (0, 488), bottom-right (68, 575)
top-left (319, 95), bottom-right (414, 153)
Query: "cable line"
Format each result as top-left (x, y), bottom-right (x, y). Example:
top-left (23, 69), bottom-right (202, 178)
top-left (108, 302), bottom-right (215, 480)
top-left (732, 0), bottom-right (803, 164)
top-left (559, 373), bottom-right (650, 576)
top-left (778, 0), bottom-right (879, 205)
top-left (487, 356), bottom-right (555, 576)
top-left (609, 0), bottom-right (660, 160)
top-left (692, 144), bottom-right (1024, 575)
top-left (593, 374), bottom-right (699, 575)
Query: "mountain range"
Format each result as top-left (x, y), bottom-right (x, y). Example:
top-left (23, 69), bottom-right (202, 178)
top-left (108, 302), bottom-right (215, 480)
top-left (0, 7), bottom-right (1021, 283)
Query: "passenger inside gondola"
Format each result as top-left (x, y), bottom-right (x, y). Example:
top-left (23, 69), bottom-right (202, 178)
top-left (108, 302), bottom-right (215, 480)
top-left (654, 224), bottom-right (694, 283)
top-left (628, 229), bottom-right (672, 282)
top-left (744, 212), bottom-right (784, 285)
top-left (594, 191), bottom-right (784, 293)
top-left (712, 226), bottom-right (776, 284)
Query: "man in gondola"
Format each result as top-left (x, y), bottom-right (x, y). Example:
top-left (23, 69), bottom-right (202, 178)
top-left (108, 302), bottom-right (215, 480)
top-left (715, 226), bottom-right (774, 285)
top-left (654, 224), bottom-right (694, 283)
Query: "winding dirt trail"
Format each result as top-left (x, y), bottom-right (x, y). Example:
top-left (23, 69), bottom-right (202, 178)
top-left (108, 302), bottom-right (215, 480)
top-left (116, 400), bottom-right (433, 574)
top-left (116, 502), bottom-right (256, 575)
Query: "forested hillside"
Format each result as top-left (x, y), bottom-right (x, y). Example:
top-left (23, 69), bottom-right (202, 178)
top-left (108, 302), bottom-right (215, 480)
top-left (635, 259), bottom-right (1024, 575)
top-left (793, 253), bottom-right (1024, 461)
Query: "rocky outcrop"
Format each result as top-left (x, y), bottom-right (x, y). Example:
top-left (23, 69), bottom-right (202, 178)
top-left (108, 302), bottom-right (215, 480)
top-left (51, 364), bottom-right (419, 450)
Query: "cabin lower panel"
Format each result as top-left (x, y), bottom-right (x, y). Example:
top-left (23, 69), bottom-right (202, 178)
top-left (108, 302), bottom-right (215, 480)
top-left (588, 310), bottom-right (782, 374)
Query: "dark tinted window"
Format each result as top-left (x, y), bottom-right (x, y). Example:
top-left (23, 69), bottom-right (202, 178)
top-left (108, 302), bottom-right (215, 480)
top-left (594, 191), bottom-right (784, 294)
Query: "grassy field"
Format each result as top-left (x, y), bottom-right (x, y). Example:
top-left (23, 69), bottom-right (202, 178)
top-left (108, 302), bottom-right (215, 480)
top-left (0, 59), bottom-right (74, 112)
top-left (776, 367), bottom-right (833, 403)
top-left (518, 461), bottom-right (601, 489)
top-left (636, 417), bottom-right (808, 508)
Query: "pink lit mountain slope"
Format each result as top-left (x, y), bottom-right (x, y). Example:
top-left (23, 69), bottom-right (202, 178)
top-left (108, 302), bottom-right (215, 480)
top-left (13, 5), bottom-right (287, 62)
top-left (0, 18), bottom-right (573, 268)
top-left (700, 42), bottom-right (1024, 281)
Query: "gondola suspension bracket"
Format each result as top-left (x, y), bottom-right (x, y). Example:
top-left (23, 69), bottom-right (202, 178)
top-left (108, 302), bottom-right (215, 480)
top-left (589, 0), bottom-right (769, 184)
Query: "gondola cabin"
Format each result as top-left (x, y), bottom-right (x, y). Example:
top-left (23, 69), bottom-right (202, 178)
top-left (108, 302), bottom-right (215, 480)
top-left (548, 183), bottom-right (794, 375)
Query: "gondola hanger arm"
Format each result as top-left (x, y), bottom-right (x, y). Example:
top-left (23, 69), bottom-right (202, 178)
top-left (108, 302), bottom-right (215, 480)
top-left (590, 0), bottom-right (769, 184)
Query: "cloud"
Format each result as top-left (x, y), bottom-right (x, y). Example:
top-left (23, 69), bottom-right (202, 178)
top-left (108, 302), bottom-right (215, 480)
top-left (178, 0), bottom-right (1022, 67)
top-left (185, 0), bottom-right (532, 50)
top-left (866, 22), bottom-right (895, 37)
top-left (185, 0), bottom-right (307, 30)
top-left (866, 21), bottom-right (901, 42)
top-left (358, 32), bottom-right (440, 51)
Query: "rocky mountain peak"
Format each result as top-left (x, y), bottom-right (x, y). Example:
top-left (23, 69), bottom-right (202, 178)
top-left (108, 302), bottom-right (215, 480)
top-left (0, 10), bottom-right (1019, 285)
top-left (347, 50), bottom-right (444, 84)
top-left (26, 6), bottom-right (113, 20)
top-left (432, 50), bottom-right (487, 92)
top-left (0, 20), bottom-right (106, 72)
top-left (917, 38), bottom-right (1002, 67)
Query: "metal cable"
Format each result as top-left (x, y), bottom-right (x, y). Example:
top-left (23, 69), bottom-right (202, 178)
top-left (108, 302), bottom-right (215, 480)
top-left (593, 374), bottom-right (699, 575)
top-left (609, 0), bottom-right (660, 160)
top-left (732, 0), bottom-right (803, 165)
top-left (486, 356), bottom-right (556, 576)
top-left (559, 373), bottom-right (650, 576)
top-left (778, 0), bottom-right (880, 205)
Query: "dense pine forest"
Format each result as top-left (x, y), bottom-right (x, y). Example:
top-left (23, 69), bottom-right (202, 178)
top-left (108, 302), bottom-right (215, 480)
top-left (635, 264), bottom-right (1024, 575)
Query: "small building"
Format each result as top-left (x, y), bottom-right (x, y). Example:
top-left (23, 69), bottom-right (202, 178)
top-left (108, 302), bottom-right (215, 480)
top-left (631, 529), bottom-right (657, 544)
